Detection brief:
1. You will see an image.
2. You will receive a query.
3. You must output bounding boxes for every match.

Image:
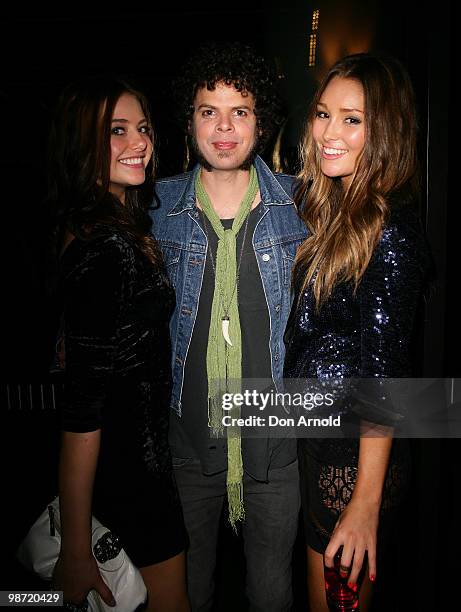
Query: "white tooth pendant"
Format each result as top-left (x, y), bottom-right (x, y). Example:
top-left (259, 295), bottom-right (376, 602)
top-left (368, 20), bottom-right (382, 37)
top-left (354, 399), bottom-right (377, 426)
top-left (222, 316), bottom-right (233, 346)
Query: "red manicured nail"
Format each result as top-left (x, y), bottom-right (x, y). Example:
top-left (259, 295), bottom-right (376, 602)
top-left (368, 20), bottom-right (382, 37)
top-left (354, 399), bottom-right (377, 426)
top-left (370, 574), bottom-right (376, 582)
top-left (348, 582), bottom-right (357, 590)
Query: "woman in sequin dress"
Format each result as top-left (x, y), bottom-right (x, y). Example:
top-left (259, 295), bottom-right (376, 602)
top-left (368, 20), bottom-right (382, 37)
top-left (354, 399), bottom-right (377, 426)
top-left (284, 54), bottom-right (429, 610)
top-left (49, 77), bottom-right (189, 611)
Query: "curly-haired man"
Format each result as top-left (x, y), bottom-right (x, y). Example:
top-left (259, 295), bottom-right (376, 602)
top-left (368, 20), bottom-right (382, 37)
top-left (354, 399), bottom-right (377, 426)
top-left (152, 42), bottom-right (307, 611)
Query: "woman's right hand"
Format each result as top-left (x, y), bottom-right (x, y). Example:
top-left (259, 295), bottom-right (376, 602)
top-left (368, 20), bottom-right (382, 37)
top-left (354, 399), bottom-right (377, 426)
top-left (53, 553), bottom-right (116, 607)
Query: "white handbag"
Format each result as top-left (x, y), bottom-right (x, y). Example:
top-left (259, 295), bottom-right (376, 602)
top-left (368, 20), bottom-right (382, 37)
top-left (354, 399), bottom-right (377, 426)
top-left (16, 497), bottom-right (147, 612)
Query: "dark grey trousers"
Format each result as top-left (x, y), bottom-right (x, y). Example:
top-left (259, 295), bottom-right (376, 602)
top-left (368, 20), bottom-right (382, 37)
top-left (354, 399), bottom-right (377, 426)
top-left (173, 458), bottom-right (300, 612)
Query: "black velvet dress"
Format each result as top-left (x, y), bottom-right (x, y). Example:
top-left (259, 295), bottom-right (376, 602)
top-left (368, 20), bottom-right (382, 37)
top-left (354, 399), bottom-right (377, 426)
top-left (59, 229), bottom-right (187, 567)
top-left (284, 203), bottom-right (428, 554)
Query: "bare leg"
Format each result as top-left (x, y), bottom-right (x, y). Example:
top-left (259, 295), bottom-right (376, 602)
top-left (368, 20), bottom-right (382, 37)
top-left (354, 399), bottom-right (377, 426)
top-left (139, 551), bottom-right (190, 612)
top-left (306, 546), bottom-right (374, 611)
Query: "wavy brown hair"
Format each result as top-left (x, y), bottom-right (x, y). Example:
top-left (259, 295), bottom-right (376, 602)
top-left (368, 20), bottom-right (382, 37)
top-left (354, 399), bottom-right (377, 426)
top-left (294, 53), bottom-right (419, 307)
top-left (48, 75), bottom-right (162, 266)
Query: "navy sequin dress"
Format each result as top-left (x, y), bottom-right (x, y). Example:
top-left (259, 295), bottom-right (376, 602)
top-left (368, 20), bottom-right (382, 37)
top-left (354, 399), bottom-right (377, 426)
top-left (59, 229), bottom-right (187, 567)
top-left (284, 203), bottom-right (428, 553)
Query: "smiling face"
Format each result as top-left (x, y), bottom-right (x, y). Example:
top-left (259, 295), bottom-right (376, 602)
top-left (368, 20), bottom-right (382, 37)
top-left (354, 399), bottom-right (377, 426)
top-left (190, 82), bottom-right (258, 173)
top-left (312, 76), bottom-right (365, 188)
top-left (109, 92), bottom-right (153, 202)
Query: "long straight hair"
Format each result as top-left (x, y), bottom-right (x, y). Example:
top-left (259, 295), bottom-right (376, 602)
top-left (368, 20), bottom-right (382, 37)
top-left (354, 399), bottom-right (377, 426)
top-left (47, 76), bottom-right (161, 266)
top-left (294, 54), bottom-right (419, 307)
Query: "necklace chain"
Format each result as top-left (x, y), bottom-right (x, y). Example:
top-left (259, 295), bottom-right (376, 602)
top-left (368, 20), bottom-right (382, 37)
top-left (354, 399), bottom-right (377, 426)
top-left (200, 206), bottom-right (251, 317)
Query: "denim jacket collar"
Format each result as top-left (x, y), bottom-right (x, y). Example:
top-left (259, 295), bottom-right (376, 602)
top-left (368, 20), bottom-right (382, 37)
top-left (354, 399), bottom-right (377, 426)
top-left (167, 155), bottom-right (293, 217)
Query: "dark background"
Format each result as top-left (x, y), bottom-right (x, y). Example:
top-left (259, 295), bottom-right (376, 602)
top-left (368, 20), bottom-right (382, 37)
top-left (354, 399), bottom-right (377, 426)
top-left (0, 1), bottom-right (456, 610)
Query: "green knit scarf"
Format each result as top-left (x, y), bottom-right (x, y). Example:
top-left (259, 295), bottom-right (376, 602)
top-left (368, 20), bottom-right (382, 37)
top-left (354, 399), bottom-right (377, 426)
top-left (195, 165), bottom-right (259, 529)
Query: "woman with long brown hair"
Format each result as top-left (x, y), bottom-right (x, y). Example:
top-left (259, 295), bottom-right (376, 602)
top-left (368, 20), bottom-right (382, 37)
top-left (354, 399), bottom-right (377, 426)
top-left (48, 76), bottom-right (189, 611)
top-left (284, 54), bottom-right (429, 610)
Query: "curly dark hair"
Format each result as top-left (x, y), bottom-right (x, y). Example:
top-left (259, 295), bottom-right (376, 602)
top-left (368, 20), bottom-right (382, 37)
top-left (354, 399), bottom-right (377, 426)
top-left (173, 41), bottom-right (283, 154)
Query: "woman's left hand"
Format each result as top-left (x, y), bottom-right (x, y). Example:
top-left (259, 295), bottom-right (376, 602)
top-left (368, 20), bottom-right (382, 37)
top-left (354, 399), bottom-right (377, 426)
top-left (324, 497), bottom-right (379, 585)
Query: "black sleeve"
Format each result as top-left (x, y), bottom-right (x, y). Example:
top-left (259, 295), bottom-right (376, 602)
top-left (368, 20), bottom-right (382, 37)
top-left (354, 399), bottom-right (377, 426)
top-left (62, 237), bottom-right (134, 432)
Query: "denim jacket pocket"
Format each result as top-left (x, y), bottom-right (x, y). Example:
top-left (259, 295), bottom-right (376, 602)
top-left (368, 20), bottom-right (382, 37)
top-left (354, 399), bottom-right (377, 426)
top-left (161, 245), bottom-right (181, 288)
top-left (281, 239), bottom-right (301, 287)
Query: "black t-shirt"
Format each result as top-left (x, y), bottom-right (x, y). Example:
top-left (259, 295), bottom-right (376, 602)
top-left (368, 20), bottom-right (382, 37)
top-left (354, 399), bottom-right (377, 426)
top-left (169, 204), bottom-right (296, 479)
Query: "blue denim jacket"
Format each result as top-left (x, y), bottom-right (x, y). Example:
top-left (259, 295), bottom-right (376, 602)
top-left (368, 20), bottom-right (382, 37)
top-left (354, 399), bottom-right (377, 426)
top-left (152, 156), bottom-right (307, 416)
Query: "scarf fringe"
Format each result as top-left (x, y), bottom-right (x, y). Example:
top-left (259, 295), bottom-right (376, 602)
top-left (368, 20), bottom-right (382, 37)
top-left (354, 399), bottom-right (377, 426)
top-left (227, 481), bottom-right (245, 532)
top-left (208, 394), bottom-right (224, 436)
